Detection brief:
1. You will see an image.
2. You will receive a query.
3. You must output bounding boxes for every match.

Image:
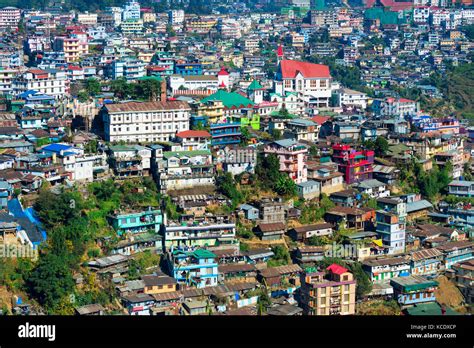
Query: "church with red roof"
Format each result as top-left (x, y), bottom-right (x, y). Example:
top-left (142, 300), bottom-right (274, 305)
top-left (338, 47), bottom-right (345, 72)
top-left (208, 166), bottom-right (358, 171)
top-left (274, 59), bottom-right (333, 109)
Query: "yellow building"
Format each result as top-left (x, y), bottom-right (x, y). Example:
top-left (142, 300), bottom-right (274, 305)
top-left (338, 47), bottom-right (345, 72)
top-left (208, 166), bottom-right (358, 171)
top-left (142, 275), bottom-right (177, 295)
top-left (300, 264), bottom-right (357, 315)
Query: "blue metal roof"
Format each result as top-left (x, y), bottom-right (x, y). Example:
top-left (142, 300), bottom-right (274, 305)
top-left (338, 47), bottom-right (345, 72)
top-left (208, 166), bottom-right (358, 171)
top-left (42, 143), bottom-right (73, 153)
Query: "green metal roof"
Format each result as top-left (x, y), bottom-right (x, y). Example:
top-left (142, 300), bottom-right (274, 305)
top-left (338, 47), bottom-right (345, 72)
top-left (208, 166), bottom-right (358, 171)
top-left (137, 76), bottom-right (163, 82)
top-left (405, 302), bottom-right (460, 316)
top-left (200, 89), bottom-right (254, 109)
top-left (247, 80), bottom-right (264, 91)
top-left (193, 249), bottom-right (216, 259)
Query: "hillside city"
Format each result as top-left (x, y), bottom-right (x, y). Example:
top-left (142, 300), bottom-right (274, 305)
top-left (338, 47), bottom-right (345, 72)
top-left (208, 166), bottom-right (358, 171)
top-left (0, 0), bottom-right (472, 317)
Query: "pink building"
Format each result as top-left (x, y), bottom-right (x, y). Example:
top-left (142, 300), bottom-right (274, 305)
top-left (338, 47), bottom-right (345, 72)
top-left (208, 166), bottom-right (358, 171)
top-left (264, 139), bottom-right (308, 184)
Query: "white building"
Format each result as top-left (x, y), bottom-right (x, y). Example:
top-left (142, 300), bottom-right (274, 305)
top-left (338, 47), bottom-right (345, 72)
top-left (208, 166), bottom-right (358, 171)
top-left (12, 69), bottom-right (67, 98)
top-left (105, 7), bottom-right (123, 27)
top-left (169, 75), bottom-right (219, 93)
top-left (102, 101), bottom-right (191, 143)
top-left (168, 10), bottom-right (184, 25)
top-left (335, 88), bottom-right (368, 110)
top-left (122, 0), bottom-right (141, 21)
top-left (0, 68), bottom-right (16, 94)
top-left (274, 60), bottom-right (332, 108)
top-left (0, 7), bottom-right (21, 29)
top-left (77, 12), bottom-right (98, 26)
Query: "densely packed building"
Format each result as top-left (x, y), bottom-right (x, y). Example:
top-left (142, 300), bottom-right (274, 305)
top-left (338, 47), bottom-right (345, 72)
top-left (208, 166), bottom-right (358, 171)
top-left (0, 0), bottom-right (473, 318)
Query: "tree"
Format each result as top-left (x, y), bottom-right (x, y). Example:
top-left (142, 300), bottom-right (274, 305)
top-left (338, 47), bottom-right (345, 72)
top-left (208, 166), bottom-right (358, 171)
top-left (136, 78), bottom-right (161, 101)
top-left (27, 253), bottom-right (75, 310)
top-left (308, 235), bottom-right (330, 246)
top-left (270, 129), bottom-right (282, 140)
top-left (110, 77), bottom-right (132, 99)
top-left (268, 245), bottom-right (290, 267)
top-left (274, 174), bottom-right (297, 196)
top-left (77, 90), bottom-right (89, 103)
top-left (255, 153), bottom-right (281, 190)
top-left (85, 78), bottom-right (101, 97)
top-left (374, 137), bottom-right (389, 156)
top-left (241, 126), bottom-right (251, 143)
top-left (216, 172), bottom-right (243, 209)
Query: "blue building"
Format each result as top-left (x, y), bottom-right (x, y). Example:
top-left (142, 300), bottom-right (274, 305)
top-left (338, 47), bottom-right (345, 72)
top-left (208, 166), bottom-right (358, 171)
top-left (239, 204), bottom-right (259, 220)
top-left (174, 63), bottom-right (203, 76)
top-left (436, 241), bottom-right (474, 269)
top-left (190, 115), bottom-right (208, 129)
top-left (169, 248), bottom-right (218, 288)
top-left (0, 182), bottom-right (12, 209)
top-left (448, 180), bottom-right (474, 197)
top-left (210, 123), bottom-right (241, 147)
top-left (390, 275), bottom-right (438, 306)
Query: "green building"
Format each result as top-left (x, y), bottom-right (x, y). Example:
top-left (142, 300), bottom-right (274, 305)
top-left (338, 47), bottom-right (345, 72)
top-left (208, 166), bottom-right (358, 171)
top-left (109, 207), bottom-right (163, 235)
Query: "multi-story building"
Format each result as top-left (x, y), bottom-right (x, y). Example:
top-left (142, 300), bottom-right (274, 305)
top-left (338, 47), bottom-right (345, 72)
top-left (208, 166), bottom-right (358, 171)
top-left (175, 130), bottom-right (211, 151)
top-left (436, 241), bottom-right (474, 269)
top-left (409, 249), bottom-right (444, 276)
top-left (372, 97), bottom-right (419, 118)
top-left (307, 163), bottom-right (345, 195)
top-left (0, 68), bottom-right (16, 94)
top-left (109, 144), bottom-right (151, 179)
top-left (376, 197), bottom-right (407, 254)
top-left (76, 12), bottom-right (98, 26)
top-left (217, 146), bottom-right (257, 176)
top-left (12, 69), bottom-right (67, 98)
top-left (434, 150), bottom-right (464, 179)
top-left (120, 19), bottom-right (144, 34)
top-left (162, 215), bottom-right (236, 250)
top-left (105, 6), bottom-right (123, 26)
top-left (168, 248), bottom-right (219, 288)
top-left (274, 60), bottom-right (332, 107)
top-left (210, 123), bottom-right (241, 147)
top-left (122, 0), bottom-right (141, 21)
top-left (310, 9), bottom-right (337, 27)
top-left (168, 10), bottom-right (185, 25)
top-left (300, 264), bottom-right (356, 315)
top-left (198, 90), bottom-right (254, 123)
top-left (335, 88), bottom-right (368, 110)
top-left (390, 275), bottom-right (438, 307)
top-left (0, 6), bottom-right (21, 29)
top-left (448, 180), bottom-right (474, 197)
top-left (264, 139), bottom-right (308, 184)
top-left (110, 58), bottom-right (146, 81)
top-left (185, 16), bottom-right (217, 34)
top-left (169, 75), bottom-right (218, 94)
top-left (101, 101), bottom-right (191, 143)
top-left (157, 149), bottom-right (215, 194)
top-left (53, 36), bottom-right (89, 63)
top-left (284, 118), bottom-right (318, 142)
top-left (109, 208), bottom-right (163, 235)
top-left (362, 256), bottom-right (411, 283)
top-left (449, 260), bottom-right (473, 304)
top-left (332, 144), bottom-right (374, 184)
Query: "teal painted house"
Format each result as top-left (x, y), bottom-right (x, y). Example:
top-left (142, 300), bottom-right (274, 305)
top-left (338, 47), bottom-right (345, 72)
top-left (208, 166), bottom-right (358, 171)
top-left (170, 248), bottom-right (218, 288)
top-left (109, 208), bottom-right (163, 235)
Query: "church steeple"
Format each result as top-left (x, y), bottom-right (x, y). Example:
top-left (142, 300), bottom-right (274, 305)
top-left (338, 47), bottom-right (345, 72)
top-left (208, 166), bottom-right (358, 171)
top-left (277, 44), bottom-right (284, 64)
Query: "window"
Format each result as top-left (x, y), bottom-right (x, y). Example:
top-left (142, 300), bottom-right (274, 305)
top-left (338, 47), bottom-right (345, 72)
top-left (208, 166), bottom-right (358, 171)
top-left (320, 80), bottom-right (327, 88)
